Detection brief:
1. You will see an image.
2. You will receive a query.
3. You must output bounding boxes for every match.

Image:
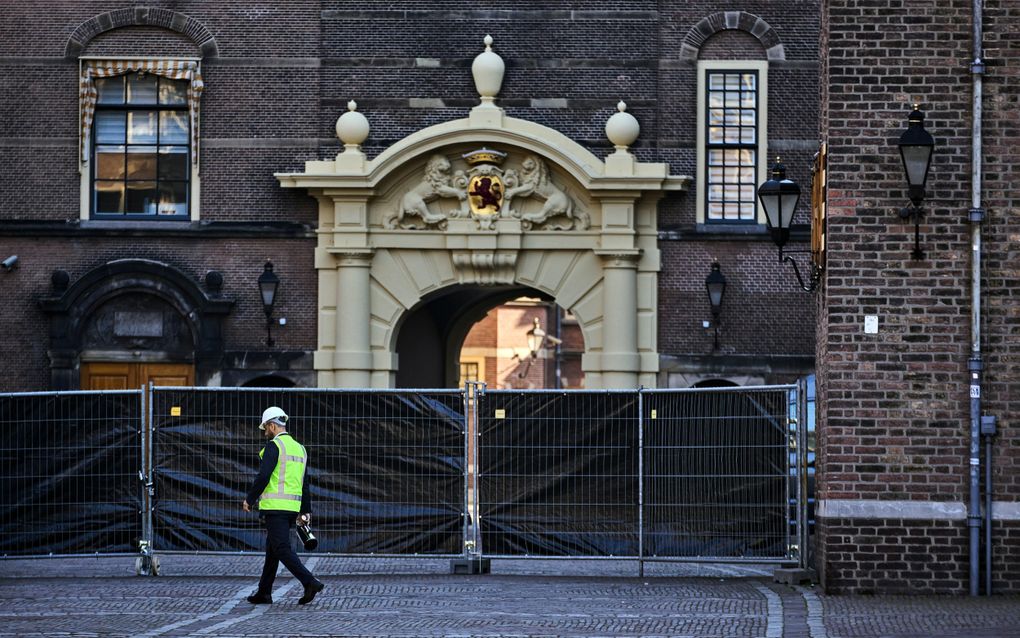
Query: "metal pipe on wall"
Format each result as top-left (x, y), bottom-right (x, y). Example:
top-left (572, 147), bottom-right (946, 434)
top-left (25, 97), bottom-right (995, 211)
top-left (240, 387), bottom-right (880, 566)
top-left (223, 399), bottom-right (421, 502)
top-left (967, 0), bottom-right (986, 598)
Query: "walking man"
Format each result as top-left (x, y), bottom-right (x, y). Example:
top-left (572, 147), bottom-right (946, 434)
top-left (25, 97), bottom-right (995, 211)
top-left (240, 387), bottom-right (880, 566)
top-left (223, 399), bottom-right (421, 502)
top-left (243, 406), bottom-right (325, 605)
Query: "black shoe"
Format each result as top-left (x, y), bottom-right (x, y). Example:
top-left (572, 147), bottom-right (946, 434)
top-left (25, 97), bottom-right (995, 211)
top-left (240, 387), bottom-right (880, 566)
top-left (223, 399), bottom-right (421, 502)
top-left (298, 580), bottom-right (324, 605)
top-left (246, 592), bottom-right (273, 605)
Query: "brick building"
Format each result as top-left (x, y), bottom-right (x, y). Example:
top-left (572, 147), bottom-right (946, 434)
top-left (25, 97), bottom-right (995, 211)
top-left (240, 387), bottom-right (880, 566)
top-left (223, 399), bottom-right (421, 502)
top-left (816, 0), bottom-right (1019, 593)
top-left (0, 2), bottom-right (818, 391)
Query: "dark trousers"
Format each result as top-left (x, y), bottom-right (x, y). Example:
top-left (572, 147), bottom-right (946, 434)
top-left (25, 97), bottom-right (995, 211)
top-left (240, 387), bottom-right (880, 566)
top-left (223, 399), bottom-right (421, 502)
top-left (257, 511), bottom-right (315, 593)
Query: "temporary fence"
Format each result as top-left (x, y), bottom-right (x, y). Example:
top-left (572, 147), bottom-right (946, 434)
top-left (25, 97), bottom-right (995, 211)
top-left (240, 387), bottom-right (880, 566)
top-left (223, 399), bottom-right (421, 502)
top-left (0, 390), bottom-right (143, 557)
top-left (1, 383), bottom-right (809, 572)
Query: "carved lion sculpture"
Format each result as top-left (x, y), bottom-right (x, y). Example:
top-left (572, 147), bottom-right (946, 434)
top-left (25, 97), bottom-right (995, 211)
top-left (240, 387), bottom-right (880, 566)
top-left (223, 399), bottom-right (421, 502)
top-left (389, 155), bottom-right (465, 228)
top-left (505, 156), bottom-right (589, 229)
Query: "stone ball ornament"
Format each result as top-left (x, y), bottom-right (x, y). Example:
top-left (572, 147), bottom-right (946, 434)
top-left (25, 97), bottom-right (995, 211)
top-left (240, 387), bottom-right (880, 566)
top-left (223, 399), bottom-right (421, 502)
top-left (336, 100), bottom-right (370, 146)
top-left (605, 101), bottom-right (640, 149)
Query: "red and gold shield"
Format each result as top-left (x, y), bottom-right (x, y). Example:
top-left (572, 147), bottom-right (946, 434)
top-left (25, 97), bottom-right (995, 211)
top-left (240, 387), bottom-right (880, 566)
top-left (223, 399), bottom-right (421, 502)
top-left (468, 174), bottom-right (503, 216)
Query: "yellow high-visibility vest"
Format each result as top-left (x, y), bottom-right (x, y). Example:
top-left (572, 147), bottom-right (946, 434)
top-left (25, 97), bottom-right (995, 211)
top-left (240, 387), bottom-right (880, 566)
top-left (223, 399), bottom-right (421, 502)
top-left (258, 432), bottom-right (307, 512)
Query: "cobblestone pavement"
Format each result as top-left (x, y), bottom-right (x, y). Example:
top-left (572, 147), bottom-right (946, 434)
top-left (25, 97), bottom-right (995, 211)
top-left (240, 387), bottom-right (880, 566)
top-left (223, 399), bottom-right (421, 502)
top-left (1, 557), bottom-right (1018, 637)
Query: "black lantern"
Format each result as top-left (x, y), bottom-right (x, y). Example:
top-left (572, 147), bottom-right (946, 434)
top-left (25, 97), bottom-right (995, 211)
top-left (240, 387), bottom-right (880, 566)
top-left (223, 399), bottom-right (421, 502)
top-left (897, 104), bottom-right (935, 260)
top-left (704, 262), bottom-right (726, 350)
top-left (257, 260), bottom-right (280, 346)
top-left (758, 158), bottom-right (822, 292)
top-left (757, 158), bottom-right (801, 251)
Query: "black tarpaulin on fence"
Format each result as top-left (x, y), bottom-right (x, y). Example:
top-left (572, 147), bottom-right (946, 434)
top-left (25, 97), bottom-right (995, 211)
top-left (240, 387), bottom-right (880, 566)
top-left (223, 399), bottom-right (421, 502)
top-left (643, 389), bottom-right (789, 558)
top-left (477, 391), bottom-right (640, 556)
top-left (0, 392), bottom-right (142, 556)
top-left (149, 389), bottom-right (465, 555)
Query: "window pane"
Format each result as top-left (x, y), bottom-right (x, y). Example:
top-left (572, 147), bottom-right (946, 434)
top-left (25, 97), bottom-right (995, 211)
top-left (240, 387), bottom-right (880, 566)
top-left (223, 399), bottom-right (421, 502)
top-left (95, 112), bottom-right (126, 144)
top-left (126, 73), bottom-right (158, 104)
top-left (742, 74), bottom-right (757, 90)
top-left (159, 111), bottom-right (188, 143)
top-left (95, 181), bottom-right (125, 213)
top-left (158, 146), bottom-right (188, 181)
top-left (725, 74), bottom-right (740, 89)
top-left (708, 74), bottom-right (725, 90)
top-left (128, 111), bottom-right (158, 143)
top-left (708, 185), bottom-right (723, 202)
top-left (95, 145), bottom-right (126, 180)
top-left (95, 77), bottom-right (124, 104)
top-left (159, 78), bottom-right (188, 105)
top-left (157, 182), bottom-right (187, 216)
top-left (724, 128), bottom-right (740, 143)
top-left (708, 203), bottom-right (724, 220)
top-left (708, 126), bottom-right (724, 143)
top-left (127, 146), bottom-right (157, 180)
top-left (126, 182), bottom-right (157, 214)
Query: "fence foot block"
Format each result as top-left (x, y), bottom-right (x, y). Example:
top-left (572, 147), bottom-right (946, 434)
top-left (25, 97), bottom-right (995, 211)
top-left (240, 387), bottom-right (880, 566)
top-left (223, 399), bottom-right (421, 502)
top-left (773, 567), bottom-right (817, 585)
top-left (450, 557), bottom-right (491, 575)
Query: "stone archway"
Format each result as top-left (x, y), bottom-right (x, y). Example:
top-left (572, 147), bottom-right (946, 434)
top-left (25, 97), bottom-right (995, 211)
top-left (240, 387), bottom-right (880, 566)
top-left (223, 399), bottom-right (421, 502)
top-left (277, 39), bottom-right (689, 389)
top-left (38, 259), bottom-right (233, 389)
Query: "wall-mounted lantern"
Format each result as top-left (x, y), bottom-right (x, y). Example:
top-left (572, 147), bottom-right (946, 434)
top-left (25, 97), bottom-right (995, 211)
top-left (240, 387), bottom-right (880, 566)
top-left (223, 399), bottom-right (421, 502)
top-left (897, 104), bottom-right (935, 260)
top-left (257, 260), bottom-right (280, 347)
top-left (704, 262), bottom-right (726, 350)
top-left (758, 158), bottom-right (823, 292)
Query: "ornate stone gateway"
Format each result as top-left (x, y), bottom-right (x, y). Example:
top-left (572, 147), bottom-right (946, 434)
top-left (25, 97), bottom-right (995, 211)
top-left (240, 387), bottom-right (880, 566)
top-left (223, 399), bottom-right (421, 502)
top-left (278, 37), bottom-right (689, 388)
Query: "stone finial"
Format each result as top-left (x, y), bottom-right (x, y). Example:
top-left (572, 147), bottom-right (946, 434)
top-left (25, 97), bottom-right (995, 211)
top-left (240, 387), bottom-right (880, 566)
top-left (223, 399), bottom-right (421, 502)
top-left (605, 101), bottom-right (640, 151)
top-left (471, 35), bottom-right (505, 108)
top-left (336, 100), bottom-right (370, 149)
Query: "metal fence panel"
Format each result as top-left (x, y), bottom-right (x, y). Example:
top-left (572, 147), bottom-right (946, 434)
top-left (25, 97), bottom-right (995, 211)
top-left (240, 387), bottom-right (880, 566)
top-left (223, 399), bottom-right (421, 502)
top-left (642, 387), bottom-right (793, 560)
top-left (476, 390), bottom-right (639, 557)
top-left (0, 391), bottom-right (142, 556)
top-left (148, 388), bottom-right (465, 555)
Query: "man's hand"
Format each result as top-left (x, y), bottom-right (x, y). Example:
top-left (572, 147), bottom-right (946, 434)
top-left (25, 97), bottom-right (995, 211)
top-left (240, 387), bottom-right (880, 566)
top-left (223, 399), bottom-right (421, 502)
top-left (297, 513), bottom-right (311, 526)
top-left (242, 500), bottom-right (251, 512)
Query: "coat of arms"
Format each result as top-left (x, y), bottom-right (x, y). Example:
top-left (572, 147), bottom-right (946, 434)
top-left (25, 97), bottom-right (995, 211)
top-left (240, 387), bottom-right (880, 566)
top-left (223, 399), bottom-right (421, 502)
top-left (462, 148), bottom-right (507, 226)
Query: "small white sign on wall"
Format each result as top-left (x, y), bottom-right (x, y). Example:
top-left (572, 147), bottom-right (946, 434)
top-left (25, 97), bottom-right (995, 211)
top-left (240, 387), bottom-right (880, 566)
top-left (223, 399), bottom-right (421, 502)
top-left (864, 315), bottom-right (879, 334)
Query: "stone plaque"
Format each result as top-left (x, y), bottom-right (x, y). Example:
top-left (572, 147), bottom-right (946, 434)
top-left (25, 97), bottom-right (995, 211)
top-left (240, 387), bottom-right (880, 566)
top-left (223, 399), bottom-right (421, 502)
top-left (114, 311), bottom-right (164, 337)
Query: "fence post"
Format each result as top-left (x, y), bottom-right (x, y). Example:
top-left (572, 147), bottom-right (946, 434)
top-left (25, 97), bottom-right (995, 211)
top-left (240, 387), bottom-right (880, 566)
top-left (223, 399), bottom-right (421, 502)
top-left (796, 378), bottom-right (809, 571)
top-left (451, 381), bottom-right (489, 574)
top-left (135, 384), bottom-right (158, 576)
top-left (637, 388), bottom-right (644, 577)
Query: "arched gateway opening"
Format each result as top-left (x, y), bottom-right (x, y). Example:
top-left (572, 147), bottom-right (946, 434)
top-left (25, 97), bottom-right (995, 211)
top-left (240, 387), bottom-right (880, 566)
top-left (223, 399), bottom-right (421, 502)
top-left (277, 39), bottom-right (688, 389)
top-left (394, 284), bottom-right (583, 389)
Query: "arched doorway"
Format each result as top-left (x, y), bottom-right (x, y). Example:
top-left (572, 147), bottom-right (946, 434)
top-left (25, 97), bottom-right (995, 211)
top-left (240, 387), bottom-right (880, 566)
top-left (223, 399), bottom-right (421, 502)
top-left (39, 259), bottom-right (233, 389)
top-left (393, 284), bottom-right (585, 389)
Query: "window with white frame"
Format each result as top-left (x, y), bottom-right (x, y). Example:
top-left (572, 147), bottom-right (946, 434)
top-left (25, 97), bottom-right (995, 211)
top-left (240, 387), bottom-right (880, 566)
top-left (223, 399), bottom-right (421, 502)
top-left (79, 60), bottom-right (203, 220)
top-left (696, 60), bottom-right (767, 225)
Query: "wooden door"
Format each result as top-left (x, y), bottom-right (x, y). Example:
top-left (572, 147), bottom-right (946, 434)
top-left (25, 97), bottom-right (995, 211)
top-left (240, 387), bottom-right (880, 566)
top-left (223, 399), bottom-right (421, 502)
top-left (81, 362), bottom-right (195, 389)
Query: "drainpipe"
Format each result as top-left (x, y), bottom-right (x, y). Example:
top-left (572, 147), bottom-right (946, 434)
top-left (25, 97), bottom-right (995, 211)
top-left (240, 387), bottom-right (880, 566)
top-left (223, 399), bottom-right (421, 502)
top-left (967, 0), bottom-right (985, 598)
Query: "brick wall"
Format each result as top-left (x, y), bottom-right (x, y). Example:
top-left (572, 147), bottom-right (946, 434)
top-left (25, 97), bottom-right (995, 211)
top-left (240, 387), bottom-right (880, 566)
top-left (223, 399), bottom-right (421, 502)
top-left (818, 0), bottom-right (1020, 593)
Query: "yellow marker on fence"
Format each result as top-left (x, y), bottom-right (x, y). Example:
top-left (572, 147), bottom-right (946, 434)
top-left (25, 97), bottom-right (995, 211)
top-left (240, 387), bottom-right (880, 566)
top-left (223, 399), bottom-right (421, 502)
top-left (170, 406), bottom-right (181, 416)
top-left (651, 409), bottom-right (657, 419)
top-left (494, 409), bottom-right (506, 419)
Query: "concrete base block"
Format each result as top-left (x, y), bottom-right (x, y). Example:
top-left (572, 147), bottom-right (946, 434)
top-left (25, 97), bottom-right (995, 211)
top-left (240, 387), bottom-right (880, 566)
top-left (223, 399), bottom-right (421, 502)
top-left (450, 557), bottom-right (491, 575)
top-left (773, 567), bottom-right (817, 585)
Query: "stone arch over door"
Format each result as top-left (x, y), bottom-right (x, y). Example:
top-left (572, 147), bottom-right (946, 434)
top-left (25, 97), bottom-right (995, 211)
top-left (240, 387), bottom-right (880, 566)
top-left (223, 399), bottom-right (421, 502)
top-left (38, 259), bottom-right (233, 389)
top-left (279, 85), bottom-right (689, 388)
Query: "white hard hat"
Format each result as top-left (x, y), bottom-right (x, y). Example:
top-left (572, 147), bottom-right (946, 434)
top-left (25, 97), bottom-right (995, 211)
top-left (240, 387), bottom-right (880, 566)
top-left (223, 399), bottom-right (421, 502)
top-left (259, 406), bottom-right (288, 431)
